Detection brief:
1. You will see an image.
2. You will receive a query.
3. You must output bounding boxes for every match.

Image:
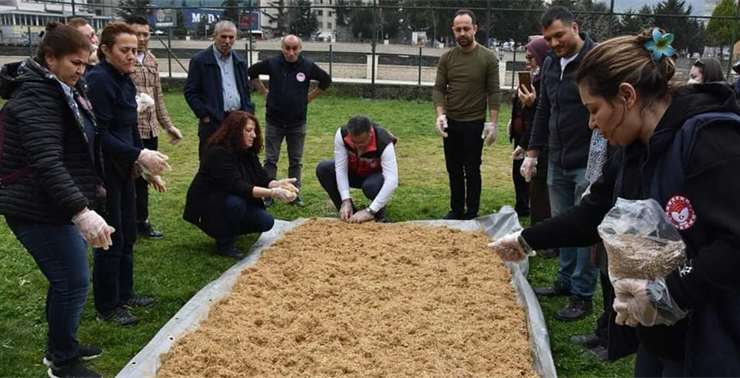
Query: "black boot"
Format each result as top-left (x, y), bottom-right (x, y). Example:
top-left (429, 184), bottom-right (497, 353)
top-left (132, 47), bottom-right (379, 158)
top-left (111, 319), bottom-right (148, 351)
top-left (215, 237), bottom-right (243, 260)
top-left (554, 296), bottom-right (593, 321)
top-left (533, 280), bottom-right (571, 297)
top-left (137, 219), bottom-right (163, 239)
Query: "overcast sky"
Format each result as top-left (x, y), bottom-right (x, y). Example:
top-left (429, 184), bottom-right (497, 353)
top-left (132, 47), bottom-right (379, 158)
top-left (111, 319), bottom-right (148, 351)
top-left (610, 0), bottom-right (706, 16)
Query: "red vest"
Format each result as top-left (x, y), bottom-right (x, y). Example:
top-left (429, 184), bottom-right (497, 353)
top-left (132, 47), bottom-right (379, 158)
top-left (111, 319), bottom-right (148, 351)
top-left (340, 125), bottom-right (397, 177)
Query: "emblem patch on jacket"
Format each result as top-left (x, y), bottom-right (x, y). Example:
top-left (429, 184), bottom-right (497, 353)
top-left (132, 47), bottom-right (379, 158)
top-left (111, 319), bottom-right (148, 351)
top-left (296, 72), bottom-right (306, 82)
top-left (665, 195), bottom-right (697, 230)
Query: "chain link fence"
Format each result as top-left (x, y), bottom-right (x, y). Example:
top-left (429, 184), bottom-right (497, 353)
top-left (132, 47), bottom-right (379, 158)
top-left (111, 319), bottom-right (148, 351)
top-left (2, 0), bottom-right (740, 95)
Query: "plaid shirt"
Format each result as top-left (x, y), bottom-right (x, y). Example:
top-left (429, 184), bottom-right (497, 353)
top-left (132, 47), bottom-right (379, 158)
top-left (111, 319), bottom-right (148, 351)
top-left (130, 50), bottom-right (174, 139)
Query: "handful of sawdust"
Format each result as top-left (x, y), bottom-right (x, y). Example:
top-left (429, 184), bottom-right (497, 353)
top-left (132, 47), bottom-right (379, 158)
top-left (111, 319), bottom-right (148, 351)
top-left (604, 234), bottom-right (686, 280)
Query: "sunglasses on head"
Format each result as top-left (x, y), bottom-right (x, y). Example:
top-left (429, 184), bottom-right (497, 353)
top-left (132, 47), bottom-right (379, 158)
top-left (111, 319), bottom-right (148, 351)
top-left (694, 58), bottom-right (704, 67)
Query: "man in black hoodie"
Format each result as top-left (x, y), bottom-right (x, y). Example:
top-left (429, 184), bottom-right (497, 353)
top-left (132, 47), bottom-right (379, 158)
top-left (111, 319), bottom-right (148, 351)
top-left (523, 7), bottom-right (598, 321)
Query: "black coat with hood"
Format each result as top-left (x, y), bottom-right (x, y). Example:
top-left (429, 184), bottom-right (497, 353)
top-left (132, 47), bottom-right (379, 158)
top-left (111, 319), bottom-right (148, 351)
top-left (0, 58), bottom-right (104, 224)
top-left (522, 83), bottom-right (740, 376)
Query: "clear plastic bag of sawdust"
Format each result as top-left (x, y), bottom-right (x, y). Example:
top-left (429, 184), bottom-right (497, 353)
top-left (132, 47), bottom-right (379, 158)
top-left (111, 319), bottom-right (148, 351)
top-left (597, 198), bottom-right (687, 281)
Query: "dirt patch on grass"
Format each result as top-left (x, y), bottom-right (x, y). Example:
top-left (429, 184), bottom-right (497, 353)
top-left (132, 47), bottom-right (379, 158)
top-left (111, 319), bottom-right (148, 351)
top-left (156, 219), bottom-right (536, 378)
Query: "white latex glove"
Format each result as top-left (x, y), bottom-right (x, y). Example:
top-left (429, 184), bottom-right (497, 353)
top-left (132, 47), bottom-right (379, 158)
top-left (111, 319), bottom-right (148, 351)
top-left (488, 230), bottom-right (533, 262)
top-left (273, 178), bottom-right (299, 194)
top-left (511, 146), bottom-right (526, 160)
top-left (270, 187), bottom-right (297, 203)
top-left (137, 149), bottom-right (171, 176)
top-left (350, 209), bottom-right (375, 224)
top-left (520, 156), bottom-right (538, 182)
top-left (72, 208), bottom-right (115, 250)
top-left (436, 114), bottom-right (448, 138)
top-left (143, 172), bottom-right (167, 193)
top-left (135, 93), bottom-right (155, 114)
top-left (613, 278), bottom-right (688, 327)
top-left (339, 200), bottom-right (354, 222)
top-left (167, 126), bottom-right (183, 145)
top-left (482, 122), bottom-right (497, 146)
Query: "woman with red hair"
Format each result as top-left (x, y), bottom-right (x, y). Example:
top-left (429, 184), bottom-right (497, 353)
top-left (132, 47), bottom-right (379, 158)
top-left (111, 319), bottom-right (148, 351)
top-left (183, 111), bottom-right (297, 259)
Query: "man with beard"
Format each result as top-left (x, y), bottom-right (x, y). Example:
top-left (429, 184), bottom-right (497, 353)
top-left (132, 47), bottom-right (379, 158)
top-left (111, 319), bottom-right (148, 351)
top-left (522, 6), bottom-right (598, 322)
top-left (185, 20), bottom-right (254, 160)
top-left (433, 9), bottom-right (500, 220)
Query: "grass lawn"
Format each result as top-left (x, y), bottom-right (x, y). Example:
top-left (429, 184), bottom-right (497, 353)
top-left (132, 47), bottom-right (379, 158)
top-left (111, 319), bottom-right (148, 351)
top-left (0, 91), bottom-right (634, 377)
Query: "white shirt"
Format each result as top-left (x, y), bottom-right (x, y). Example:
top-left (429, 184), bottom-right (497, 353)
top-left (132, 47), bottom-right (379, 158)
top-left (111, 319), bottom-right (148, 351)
top-left (136, 52), bottom-right (145, 64)
top-left (333, 129), bottom-right (399, 212)
top-left (560, 54), bottom-right (577, 81)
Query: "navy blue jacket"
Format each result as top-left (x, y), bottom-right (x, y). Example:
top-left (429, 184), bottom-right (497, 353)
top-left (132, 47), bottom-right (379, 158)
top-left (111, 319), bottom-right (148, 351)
top-left (184, 45), bottom-right (255, 123)
top-left (528, 33), bottom-right (596, 169)
top-left (248, 55), bottom-right (331, 128)
top-left (523, 83), bottom-right (740, 375)
top-left (86, 60), bottom-right (143, 165)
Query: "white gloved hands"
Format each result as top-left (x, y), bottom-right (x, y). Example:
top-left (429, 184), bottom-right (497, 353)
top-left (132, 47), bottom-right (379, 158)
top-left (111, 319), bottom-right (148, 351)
top-left (436, 114), bottom-right (448, 138)
top-left (511, 146), bottom-right (526, 160)
top-left (482, 122), bottom-right (497, 146)
top-left (339, 200), bottom-right (354, 222)
top-left (270, 187), bottom-right (297, 203)
top-left (273, 178), bottom-right (300, 194)
top-left (613, 278), bottom-right (688, 327)
top-left (143, 172), bottom-right (167, 193)
top-left (520, 156), bottom-right (538, 182)
top-left (488, 230), bottom-right (533, 262)
top-left (350, 209), bottom-right (375, 224)
top-left (137, 149), bottom-right (171, 176)
top-left (72, 208), bottom-right (115, 250)
top-left (135, 93), bottom-right (155, 114)
top-left (167, 126), bottom-right (183, 145)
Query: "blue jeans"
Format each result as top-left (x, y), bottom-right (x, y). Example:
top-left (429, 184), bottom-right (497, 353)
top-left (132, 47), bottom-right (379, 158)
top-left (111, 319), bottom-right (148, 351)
top-left (224, 195), bottom-right (275, 236)
top-left (6, 216), bottom-right (88, 364)
top-left (547, 160), bottom-right (598, 299)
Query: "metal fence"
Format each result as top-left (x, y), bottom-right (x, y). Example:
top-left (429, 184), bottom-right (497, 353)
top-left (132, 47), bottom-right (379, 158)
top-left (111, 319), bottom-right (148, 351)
top-left (3, 0), bottom-right (740, 96)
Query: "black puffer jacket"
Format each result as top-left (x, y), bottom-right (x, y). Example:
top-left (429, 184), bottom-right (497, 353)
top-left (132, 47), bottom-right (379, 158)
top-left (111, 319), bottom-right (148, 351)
top-left (0, 58), bottom-right (104, 224)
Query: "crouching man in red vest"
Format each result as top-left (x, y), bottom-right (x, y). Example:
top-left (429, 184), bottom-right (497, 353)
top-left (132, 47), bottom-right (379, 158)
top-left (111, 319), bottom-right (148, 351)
top-left (316, 115), bottom-right (398, 223)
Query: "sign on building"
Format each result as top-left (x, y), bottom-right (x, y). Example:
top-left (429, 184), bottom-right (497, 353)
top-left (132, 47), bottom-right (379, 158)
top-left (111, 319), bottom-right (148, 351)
top-left (148, 8), bottom-right (175, 27)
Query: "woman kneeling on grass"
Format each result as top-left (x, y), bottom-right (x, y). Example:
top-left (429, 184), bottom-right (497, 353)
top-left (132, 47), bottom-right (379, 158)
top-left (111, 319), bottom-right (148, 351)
top-left (490, 29), bottom-right (740, 376)
top-left (183, 111), bottom-right (298, 259)
top-left (0, 22), bottom-right (112, 378)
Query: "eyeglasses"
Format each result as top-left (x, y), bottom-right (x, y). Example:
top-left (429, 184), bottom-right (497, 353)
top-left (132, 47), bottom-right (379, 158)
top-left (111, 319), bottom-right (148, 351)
top-left (694, 58), bottom-right (704, 67)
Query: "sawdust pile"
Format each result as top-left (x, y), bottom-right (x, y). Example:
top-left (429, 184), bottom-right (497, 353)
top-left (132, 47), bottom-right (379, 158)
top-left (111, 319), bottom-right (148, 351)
top-left (157, 219), bottom-right (536, 378)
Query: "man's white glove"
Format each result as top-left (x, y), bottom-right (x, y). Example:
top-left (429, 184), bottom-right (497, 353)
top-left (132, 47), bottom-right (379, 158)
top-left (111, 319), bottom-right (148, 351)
top-left (270, 187), bottom-right (297, 203)
top-left (436, 114), bottom-right (448, 138)
top-left (520, 156), bottom-right (538, 182)
top-left (488, 230), bottom-right (533, 262)
top-left (482, 122), bottom-right (497, 146)
top-left (613, 277), bottom-right (688, 327)
top-left (137, 149), bottom-right (171, 176)
top-left (166, 126), bottom-right (183, 145)
top-left (511, 146), bottom-right (526, 160)
top-left (72, 208), bottom-right (115, 250)
top-left (350, 209), bottom-right (375, 224)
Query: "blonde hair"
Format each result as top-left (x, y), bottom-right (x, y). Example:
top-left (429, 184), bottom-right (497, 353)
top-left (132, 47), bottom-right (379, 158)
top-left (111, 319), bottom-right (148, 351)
top-left (576, 29), bottom-right (676, 106)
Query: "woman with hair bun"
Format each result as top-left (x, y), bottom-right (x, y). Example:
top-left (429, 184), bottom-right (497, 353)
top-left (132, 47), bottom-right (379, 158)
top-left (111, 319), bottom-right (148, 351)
top-left (1, 21), bottom-right (109, 378)
top-left (490, 29), bottom-right (740, 376)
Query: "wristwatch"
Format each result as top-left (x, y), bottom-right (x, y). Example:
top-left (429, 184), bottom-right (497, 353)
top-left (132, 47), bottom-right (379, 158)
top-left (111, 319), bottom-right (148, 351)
top-left (366, 207), bottom-right (377, 215)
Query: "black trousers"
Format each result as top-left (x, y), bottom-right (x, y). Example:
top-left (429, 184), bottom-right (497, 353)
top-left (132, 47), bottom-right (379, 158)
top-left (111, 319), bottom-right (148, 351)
top-left (135, 136), bottom-right (158, 223)
top-left (443, 118), bottom-right (484, 217)
top-left (93, 160), bottom-right (137, 315)
top-left (512, 154), bottom-right (530, 216)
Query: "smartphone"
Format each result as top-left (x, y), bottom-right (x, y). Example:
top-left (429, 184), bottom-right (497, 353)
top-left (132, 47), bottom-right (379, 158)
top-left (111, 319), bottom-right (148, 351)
top-left (518, 71), bottom-right (532, 92)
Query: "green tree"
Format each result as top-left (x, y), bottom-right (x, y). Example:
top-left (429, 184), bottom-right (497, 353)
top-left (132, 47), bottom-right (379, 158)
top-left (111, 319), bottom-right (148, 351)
top-left (706, 0), bottom-right (737, 56)
top-left (617, 6), bottom-right (655, 36)
top-left (221, 0), bottom-right (244, 24)
top-left (117, 0), bottom-right (150, 20)
top-left (262, 0), bottom-right (291, 37)
top-left (289, 0), bottom-right (319, 38)
top-left (652, 0), bottom-right (703, 54)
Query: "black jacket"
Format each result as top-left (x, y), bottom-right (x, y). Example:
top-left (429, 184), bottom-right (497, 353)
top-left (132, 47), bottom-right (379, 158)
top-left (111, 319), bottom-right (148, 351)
top-left (0, 58), bottom-right (104, 224)
top-left (515, 74), bottom-right (548, 178)
top-left (528, 33), bottom-right (595, 169)
top-left (248, 55), bottom-right (331, 128)
top-left (523, 83), bottom-right (740, 375)
top-left (184, 45), bottom-right (255, 123)
top-left (183, 146), bottom-right (270, 238)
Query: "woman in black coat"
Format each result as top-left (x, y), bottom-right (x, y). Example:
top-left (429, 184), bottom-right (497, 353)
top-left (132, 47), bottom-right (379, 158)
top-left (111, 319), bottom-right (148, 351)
top-left (183, 111), bottom-right (297, 259)
top-left (0, 22), bottom-right (111, 378)
top-left (86, 22), bottom-right (169, 327)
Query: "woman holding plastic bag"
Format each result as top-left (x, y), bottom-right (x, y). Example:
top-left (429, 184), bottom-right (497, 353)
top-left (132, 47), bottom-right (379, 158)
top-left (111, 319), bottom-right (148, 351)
top-left (489, 28), bottom-right (740, 376)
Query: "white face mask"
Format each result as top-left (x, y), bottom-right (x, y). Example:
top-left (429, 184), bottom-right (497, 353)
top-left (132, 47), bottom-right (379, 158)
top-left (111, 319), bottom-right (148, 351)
top-left (687, 78), bottom-right (701, 84)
